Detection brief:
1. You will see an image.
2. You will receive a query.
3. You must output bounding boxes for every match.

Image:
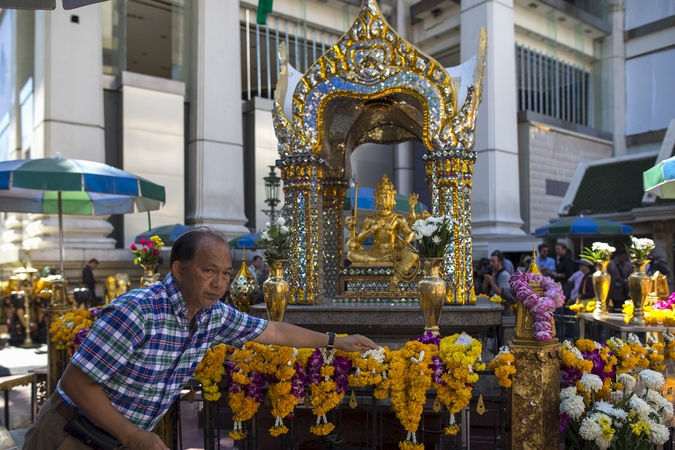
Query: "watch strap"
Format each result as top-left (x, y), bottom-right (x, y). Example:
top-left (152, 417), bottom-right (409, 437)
top-left (326, 332), bottom-right (336, 349)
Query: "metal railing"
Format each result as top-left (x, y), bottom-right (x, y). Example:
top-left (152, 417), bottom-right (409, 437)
top-left (516, 44), bottom-right (592, 127)
top-left (241, 7), bottom-right (343, 101)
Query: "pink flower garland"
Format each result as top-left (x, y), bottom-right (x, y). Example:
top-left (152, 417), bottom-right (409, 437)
top-left (509, 271), bottom-right (565, 342)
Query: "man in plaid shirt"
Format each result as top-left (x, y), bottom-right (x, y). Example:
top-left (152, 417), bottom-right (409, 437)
top-left (25, 228), bottom-right (378, 450)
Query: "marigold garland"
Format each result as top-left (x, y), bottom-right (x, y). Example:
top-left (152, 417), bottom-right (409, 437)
top-left (389, 340), bottom-right (435, 449)
top-left (434, 333), bottom-right (485, 419)
top-left (49, 307), bottom-right (102, 356)
top-left (488, 346), bottom-right (516, 388)
top-left (189, 332), bottom-right (523, 443)
top-left (193, 344), bottom-right (228, 401)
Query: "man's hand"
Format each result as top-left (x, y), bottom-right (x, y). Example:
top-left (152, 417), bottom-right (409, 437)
top-left (335, 334), bottom-right (379, 352)
top-left (123, 429), bottom-right (170, 450)
top-left (483, 274), bottom-right (494, 286)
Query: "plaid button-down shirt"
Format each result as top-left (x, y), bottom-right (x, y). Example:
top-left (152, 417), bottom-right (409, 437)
top-left (58, 273), bottom-right (267, 430)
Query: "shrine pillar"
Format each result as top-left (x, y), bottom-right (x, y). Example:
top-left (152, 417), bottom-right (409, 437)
top-left (279, 155), bottom-right (324, 304)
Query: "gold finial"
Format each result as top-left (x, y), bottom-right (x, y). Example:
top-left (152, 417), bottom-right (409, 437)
top-left (375, 174), bottom-right (396, 195)
top-left (527, 242), bottom-right (541, 275)
top-left (242, 247), bottom-right (247, 263)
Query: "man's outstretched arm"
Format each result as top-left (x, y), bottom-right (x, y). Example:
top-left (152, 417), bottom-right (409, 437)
top-left (252, 321), bottom-right (379, 352)
top-left (60, 363), bottom-right (168, 450)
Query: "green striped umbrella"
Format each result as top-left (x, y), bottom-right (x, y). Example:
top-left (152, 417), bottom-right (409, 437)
top-left (644, 155), bottom-right (675, 198)
top-left (0, 156), bottom-right (165, 275)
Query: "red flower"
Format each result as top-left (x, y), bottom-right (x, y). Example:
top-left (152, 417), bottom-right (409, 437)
top-left (148, 241), bottom-right (154, 248)
top-left (153, 249), bottom-right (159, 256)
top-left (130, 243), bottom-right (137, 250)
top-left (139, 238), bottom-right (147, 245)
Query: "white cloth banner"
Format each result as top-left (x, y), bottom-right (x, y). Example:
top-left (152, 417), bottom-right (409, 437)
top-left (626, 48), bottom-right (675, 135)
top-left (625, 0), bottom-right (675, 30)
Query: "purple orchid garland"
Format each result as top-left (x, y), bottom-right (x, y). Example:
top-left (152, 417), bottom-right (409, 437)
top-left (509, 271), bottom-right (565, 342)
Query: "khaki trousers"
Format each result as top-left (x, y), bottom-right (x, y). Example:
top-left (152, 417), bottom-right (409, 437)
top-left (22, 396), bottom-right (126, 450)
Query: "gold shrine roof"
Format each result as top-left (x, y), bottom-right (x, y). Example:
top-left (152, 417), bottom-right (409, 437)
top-left (273, 0), bottom-right (486, 159)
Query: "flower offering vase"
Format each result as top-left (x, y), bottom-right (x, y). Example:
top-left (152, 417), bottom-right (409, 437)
top-left (140, 264), bottom-right (158, 287)
top-left (417, 258), bottom-right (446, 336)
top-left (263, 260), bottom-right (290, 322)
top-left (628, 260), bottom-right (650, 325)
top-left (514, 280), bottom-right (556, 344)
top-left (592, 260), bottom-right (611, 316)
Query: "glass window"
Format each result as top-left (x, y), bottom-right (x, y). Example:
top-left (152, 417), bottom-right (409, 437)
top-left (103, 0), bottom-right (188, 82)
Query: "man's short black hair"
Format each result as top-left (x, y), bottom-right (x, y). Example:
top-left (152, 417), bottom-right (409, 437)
top-left (556, 242), bottom-right (568, 250)
top-left (490, 250), bottom-right (504, 263)
top-left (170, 227), bottom-right (227, 268)
top-left (88, 258), bottom-right (99, 264)
top-left (538, 243), bottom-right (549, 252)
top-left (252, 255), bottom-right (262, 262)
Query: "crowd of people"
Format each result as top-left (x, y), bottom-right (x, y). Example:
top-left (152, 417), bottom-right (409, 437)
top-left (474, 241), bottom-right (672, 313)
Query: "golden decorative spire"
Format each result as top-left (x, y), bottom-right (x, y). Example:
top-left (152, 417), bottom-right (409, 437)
top-left (527, 242), bottom-right (541, 275)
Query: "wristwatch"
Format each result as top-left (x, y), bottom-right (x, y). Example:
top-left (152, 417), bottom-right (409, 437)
top-left (326, 332), bottom-right (336, 349)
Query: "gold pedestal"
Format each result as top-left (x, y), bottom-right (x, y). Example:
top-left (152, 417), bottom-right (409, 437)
top-left (509, 341), bottom-right (561, 450)
top-left (46, 278), bottom-right (69, 395)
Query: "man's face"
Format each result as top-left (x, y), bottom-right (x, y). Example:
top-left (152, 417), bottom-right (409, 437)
top-left (253, 258), bottom-right (262, 269)
top-left (539, 247), bottom-right (549, 258)
top-left (172, 239), bottom-right (232, 312)
top-left (489, 256), bottom-right (502, 270)
top-left (90, 262), bottom-right (98, 269)
top-left (555, 245), bottom-right (565, 256)
top-left (617, 254), bottom-right (629, 264)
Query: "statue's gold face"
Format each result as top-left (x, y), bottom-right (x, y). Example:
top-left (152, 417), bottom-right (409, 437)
top-left (375, 190), bottom-right (396, 213)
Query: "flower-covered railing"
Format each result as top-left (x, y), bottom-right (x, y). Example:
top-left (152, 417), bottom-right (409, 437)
top-left (192, 332), bottom-right (510, 450)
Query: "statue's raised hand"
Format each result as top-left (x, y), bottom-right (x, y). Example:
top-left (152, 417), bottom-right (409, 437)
top-left (344, 215), bottom-right (357, 230)
top-left (409, 193), bottom-right (419, 209)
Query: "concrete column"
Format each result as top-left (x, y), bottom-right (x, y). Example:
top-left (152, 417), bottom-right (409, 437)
top-left (28, 4), bottom-right (115, 252)
top-left (461, 0), bottom-right (524, 238)
top-left (118, 72), bottom-right (185, 247)
top-left (33, 4), bottom-right (105, 160)
top-left (186, 0), bottom-right (249, 239)
top-left (393, 0), bottom-right (415, 197)
top-left (603, 0), bottom-right (626, 156)
top-left (393, 142), bottom-right (415, 196)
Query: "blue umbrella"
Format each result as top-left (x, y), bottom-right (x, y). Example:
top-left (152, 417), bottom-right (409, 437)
top-left (534, 216), bottom-right (632, 237)
top-left (228, 231), bottom-right (262, 249)
top-left (135, 224), bottom-right (193, 245)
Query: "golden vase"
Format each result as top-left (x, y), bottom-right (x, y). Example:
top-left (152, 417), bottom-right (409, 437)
top-left (140, 264), bottom-right (159, 287)
top-left (418, 258), bottom-right (446, 336)
top-left (514, 280), bottom-right (556, 345)
top-left (592, 260), bottom-right (611, 316)
top-left (263, 260), bottom-right (290, 322)
top-left (628, 259), bottom-right (650, 325)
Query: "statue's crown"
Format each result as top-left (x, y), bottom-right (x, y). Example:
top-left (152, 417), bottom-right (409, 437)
top-left (375, 174), bottom-right (396, 195)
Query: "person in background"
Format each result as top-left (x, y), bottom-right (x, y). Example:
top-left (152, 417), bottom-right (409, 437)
top-left (646, 247), bottom-right (671, 277)
top-left (607, 247), bottom-right (633, 310)
top-left (536, 243), bottom-right (556, 275)
top-left (492, 250), bottom-right (514, 275)
top-left (482, 251), bottom-right (511, 297)
top-left (248, 255), bottom-right (263, 280)
top-left (551, 243), bottom-right (576, 300)
top-left (571, 259), bottom-right (595, 302)
top-left (82, 258), bottom-right (99, 305)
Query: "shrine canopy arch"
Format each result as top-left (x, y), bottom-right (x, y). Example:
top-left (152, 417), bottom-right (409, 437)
top-left (271, 0), bottom-right (487, 305)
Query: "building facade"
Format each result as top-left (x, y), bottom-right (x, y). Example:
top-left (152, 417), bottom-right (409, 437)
top-left (0, 0), bottom-right (674, 279)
